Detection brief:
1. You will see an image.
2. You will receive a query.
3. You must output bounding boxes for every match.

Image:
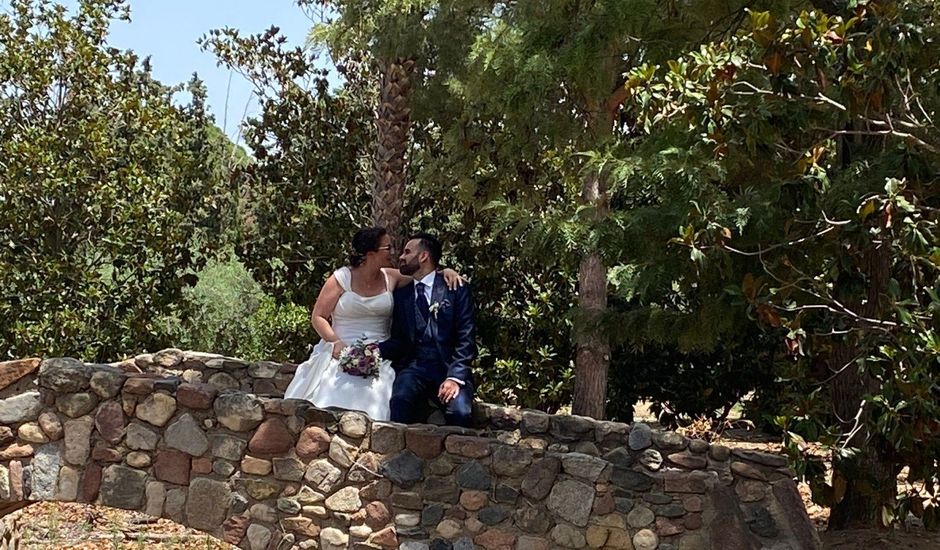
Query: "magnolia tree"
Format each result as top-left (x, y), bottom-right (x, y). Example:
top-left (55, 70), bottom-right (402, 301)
top-left (618, 0), bottom-right (940, 529)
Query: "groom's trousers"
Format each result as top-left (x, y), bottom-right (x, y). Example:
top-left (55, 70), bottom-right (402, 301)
top-left (390, 364), bottom-right (473, 427)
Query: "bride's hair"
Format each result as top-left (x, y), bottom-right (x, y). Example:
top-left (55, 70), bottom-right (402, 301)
top-left (349, 227), bottom-right (388, 267)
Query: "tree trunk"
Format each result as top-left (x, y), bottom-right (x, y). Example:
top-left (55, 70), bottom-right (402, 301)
top-left (827, 242), bottom-right (899, 529)
top-left (372, 57), bottom-right (415, 248)
top-left (572, 169), bottom-right (611, 419)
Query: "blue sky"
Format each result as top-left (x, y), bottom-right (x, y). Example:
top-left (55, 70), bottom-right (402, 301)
top-left (65, 0), bottom-right (333, 142)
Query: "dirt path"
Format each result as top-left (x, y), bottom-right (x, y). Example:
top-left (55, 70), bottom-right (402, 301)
top-left (12, 501), bottom-right (233, 549)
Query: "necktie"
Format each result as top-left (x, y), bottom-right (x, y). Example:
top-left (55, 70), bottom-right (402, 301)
top-left (416, 282), bottom-right (430, 323)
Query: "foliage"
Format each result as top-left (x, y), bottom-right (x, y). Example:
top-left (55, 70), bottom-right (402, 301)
top-left (242, 295), bottom-right (312, 362)
top-left (397, 0), bottom-right (803, 419)
top-left (0, 0), bottom-right (231, 361)
top-left (201, 23), bottom-right (376, 306)
top-left (617, 0), bottom-right (940, 527)
top-left (203, 7), bottom-right (581, 410)
top-left (147, 251), bottom-right (313, 362)
top-left (299, 0), bottom-right (808, 416)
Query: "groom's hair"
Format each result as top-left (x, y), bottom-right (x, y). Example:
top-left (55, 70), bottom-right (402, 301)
top-left (410, 232), bottom-right (442, 267)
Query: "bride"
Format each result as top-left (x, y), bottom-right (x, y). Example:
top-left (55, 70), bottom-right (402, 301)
top-left (284, 226), bottom-right (463, 420)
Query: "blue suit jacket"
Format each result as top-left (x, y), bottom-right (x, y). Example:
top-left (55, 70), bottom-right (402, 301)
top-left (378, 272), bottom-right (477, 385)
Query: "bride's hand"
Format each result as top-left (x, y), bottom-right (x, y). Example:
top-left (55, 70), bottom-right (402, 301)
top-left (331, 340), bottom-right (347, 359)
top-left (442, 268), bottom-right (467, 290)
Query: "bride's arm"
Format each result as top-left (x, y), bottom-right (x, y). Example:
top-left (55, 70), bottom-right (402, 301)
top-left (383, 267), bottom-right (467, 290)
top-left (311, 275), bottom-right (346, 358)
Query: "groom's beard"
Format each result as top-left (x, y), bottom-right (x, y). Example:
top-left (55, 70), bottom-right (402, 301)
top-left (399, 257), bottom-right (420, 276)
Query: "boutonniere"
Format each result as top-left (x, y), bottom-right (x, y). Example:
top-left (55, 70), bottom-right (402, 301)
top-left (428, 299), bottom-right (451, 319)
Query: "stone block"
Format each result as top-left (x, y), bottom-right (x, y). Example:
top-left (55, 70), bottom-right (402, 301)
top-left (296, 426), bottom-right (332, 459)
top-left (211, 434), bottom-right (247, 461)
top-left (165, 413), bottom-right (210, 456)
top-left (444, 435), bottom-right (490, 458)
top-left (187, 477), bottom-right (231, 531)
top-left (0, 357), bottom-right (40, 392)
top-left (330, 434), bottom-right (359, 467)
top-left (628, 423), bottom-right (653, 450)
top-left (214, 393), bottom-right (264, 432)
top-left (126, 422), bottom-right (160, 451)
top-left (380, 450), bottom-right (425, 489)
top-left (207, 372), bottom-right (240, 391)
top-left (248, 417), bottom-right (293, 455)
top-left (135, 393), bottom-right (177, 427)
top-left (153, 449), bottom-right (191, 485)
top-left (521, 457), bottom-right (560, 500)
top-left (550, 415), bottom-right (594, 442)
top-left (611, 467), bottom-right (656, 492)
top-left (633, 529), bottom-right (659, 550)
top-left (145, 481), bottom-right (166, 517)
top-left (731, 461), bottom-right (768, 481)
top-left (424, 475), bottom-right (459, 504)
top-left (474, 528), bottom-right (516, 550)
top-left (405, 427), bottom-right (446, 459)
top-left (561, 453), bottom-right (607, 481)
top-left (78, 461), bottom-right (100, 502)
top-left (325, 486), bottom-right (361, 513)
top-left (100, 465), bottom-right (147, 509)
top-left (242, 456), bottom-right (272, 476)
top-left (491, 444), bottom-right (532, 477)
top-left (0, 392), bottom-right (43, 424)
top-left (547, 479), bottom-right (595, 527)
top-left (28, 442), bottom-right (62, 499)
top-left (123, 377), bottom-right (155, 395)
top-left (305, 459), bottom-right (344, 493)
top-left (18, 422), bottom-right (48, 444)
top-left (340, 411), bottom-right (369, 438)
top-left (38, 411), bottom-right (63, 441)
top-left (39, 358), bottom-right (89, 393)
top-left (177, 383), bottom-right (217, 409)
top-left (371, 423), bottom-right (405, 454)
top-left (57, 392), bottom-right (98, 418)
top-left (273, 457), bottom-right (305, 481)
top-left (63, 416), bottom-right (93, 466)
top-left (455, 460), bottom-right (490, 491)
top-left (550, 524), bottom-right (585, 549)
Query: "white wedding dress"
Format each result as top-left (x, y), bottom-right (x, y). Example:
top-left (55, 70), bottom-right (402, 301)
top-left (284, 267), bottom-right (396, 420)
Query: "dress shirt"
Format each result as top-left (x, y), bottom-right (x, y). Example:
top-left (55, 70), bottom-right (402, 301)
top-left (415, 271), bottom-right (436, 304)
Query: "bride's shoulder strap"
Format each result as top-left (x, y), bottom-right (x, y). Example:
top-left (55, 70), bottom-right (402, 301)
top-left (380, 267), bottom-right (396, 292)
top-left (333, 267), bottom-right (351, 291)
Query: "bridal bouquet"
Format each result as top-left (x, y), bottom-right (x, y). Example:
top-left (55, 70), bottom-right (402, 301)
top-left (337, 340), bottom-right (382, 379)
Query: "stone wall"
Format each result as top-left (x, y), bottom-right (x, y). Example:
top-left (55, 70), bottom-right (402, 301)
top-left (0, 352), bottom-right (821, 550)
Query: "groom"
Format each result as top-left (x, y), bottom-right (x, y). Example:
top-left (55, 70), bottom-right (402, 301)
top-left (378, 233), bottom-right (476, 427)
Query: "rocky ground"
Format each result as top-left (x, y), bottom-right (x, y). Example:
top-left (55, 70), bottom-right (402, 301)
top-left (9, 409), bottom-right (940, 549)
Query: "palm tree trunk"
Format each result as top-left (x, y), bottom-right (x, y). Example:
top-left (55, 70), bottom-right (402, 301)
top-left (372, 57), bottom-right (415, 248)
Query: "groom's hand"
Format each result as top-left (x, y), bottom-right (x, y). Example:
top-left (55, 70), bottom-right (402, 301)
top-left (438, 380), bottom-right (460, 403)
